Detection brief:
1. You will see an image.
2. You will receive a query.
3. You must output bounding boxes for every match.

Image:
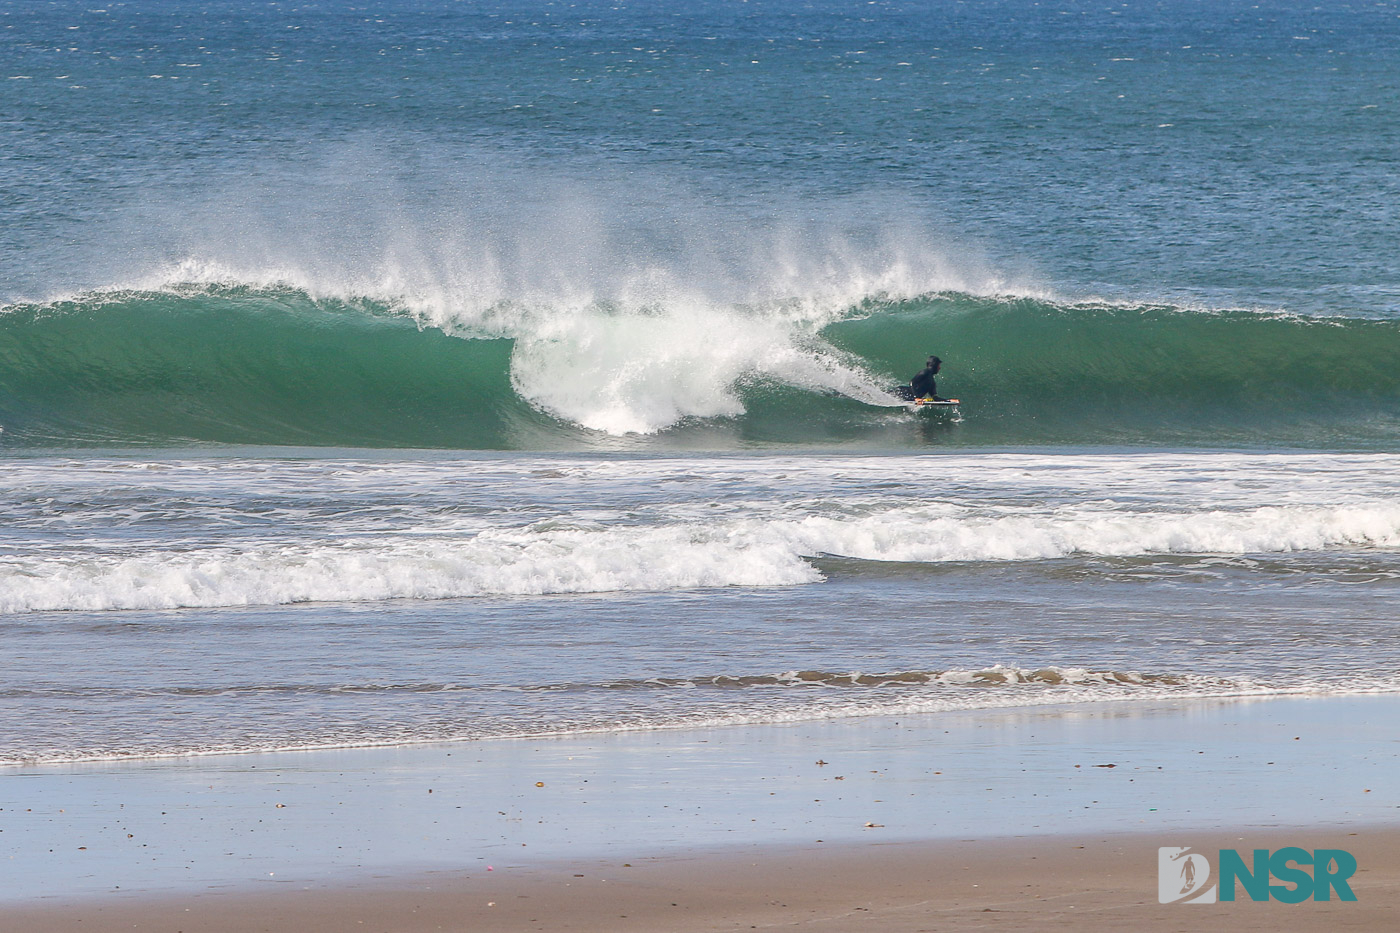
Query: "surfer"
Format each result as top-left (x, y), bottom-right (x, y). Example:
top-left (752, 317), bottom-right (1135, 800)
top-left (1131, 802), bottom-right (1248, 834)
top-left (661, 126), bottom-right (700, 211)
top-left (909, 355), bottom-right (946, 401)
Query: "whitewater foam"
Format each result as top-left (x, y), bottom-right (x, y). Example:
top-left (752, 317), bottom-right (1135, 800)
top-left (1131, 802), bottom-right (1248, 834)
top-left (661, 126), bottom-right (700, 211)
top-left (6, 499), bottom-right (1399, 613)
top-left (508, 300), bottom-right (897, 433)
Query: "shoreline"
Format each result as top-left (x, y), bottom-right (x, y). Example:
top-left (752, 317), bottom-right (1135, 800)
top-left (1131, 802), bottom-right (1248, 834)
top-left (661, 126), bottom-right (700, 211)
top-left (3, 679), bottom-right (1369, 771)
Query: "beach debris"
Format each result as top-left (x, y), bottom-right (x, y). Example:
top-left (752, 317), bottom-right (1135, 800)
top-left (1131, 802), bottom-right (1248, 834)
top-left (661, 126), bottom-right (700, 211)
top-left (816, 759), bottom-right (828, 766)
top-left (536, 781), bottom-right (545, 787)
top-left (1093, 764), bottom-right (1116, 768)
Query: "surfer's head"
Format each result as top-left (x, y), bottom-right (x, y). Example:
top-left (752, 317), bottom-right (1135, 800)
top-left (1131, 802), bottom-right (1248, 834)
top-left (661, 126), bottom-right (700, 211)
top-left (927, 356), bottom-right (942, 372)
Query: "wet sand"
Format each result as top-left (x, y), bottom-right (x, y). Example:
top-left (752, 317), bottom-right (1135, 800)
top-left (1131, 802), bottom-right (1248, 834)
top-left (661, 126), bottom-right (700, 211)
top-left (9, 828), bottom-right (1400, 932)
top-left (5, 694), bottom-right (1400, 929)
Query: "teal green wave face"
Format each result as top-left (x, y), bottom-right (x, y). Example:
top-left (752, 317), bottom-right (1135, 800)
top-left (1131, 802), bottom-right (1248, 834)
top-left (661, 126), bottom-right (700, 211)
top-left (821, 295), bottom-right (1400, 449)
top-left (0, 287), bottom-right (560, 449)
top-left (4, 287), bottom-right (1400, 450)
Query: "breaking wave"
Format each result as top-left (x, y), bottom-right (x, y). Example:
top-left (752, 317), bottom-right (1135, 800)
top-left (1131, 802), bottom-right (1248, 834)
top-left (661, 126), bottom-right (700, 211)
top-left (3, 276), bottom-right (1400, 449)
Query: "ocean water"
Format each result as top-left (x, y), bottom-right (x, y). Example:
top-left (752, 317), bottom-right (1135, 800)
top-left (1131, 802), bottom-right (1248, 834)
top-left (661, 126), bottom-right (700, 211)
top-left (2, 0), bottom-right (1399, 764)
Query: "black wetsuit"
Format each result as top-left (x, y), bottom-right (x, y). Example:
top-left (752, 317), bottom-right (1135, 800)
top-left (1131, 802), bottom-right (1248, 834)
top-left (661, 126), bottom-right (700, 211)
top-left (910, 366), bottom-right (939, 399)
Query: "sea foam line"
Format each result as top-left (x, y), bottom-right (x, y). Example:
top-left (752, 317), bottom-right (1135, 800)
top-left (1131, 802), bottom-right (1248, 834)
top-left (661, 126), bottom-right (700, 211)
top-left (9, 674), bottom-right (1398, 767)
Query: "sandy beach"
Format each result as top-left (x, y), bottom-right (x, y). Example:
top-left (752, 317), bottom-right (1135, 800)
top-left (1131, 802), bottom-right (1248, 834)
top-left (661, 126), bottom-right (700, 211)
top-left (6, 693), bottom-right (1399, 930)
top-left (8, 827), bottom-right (1400, 932)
